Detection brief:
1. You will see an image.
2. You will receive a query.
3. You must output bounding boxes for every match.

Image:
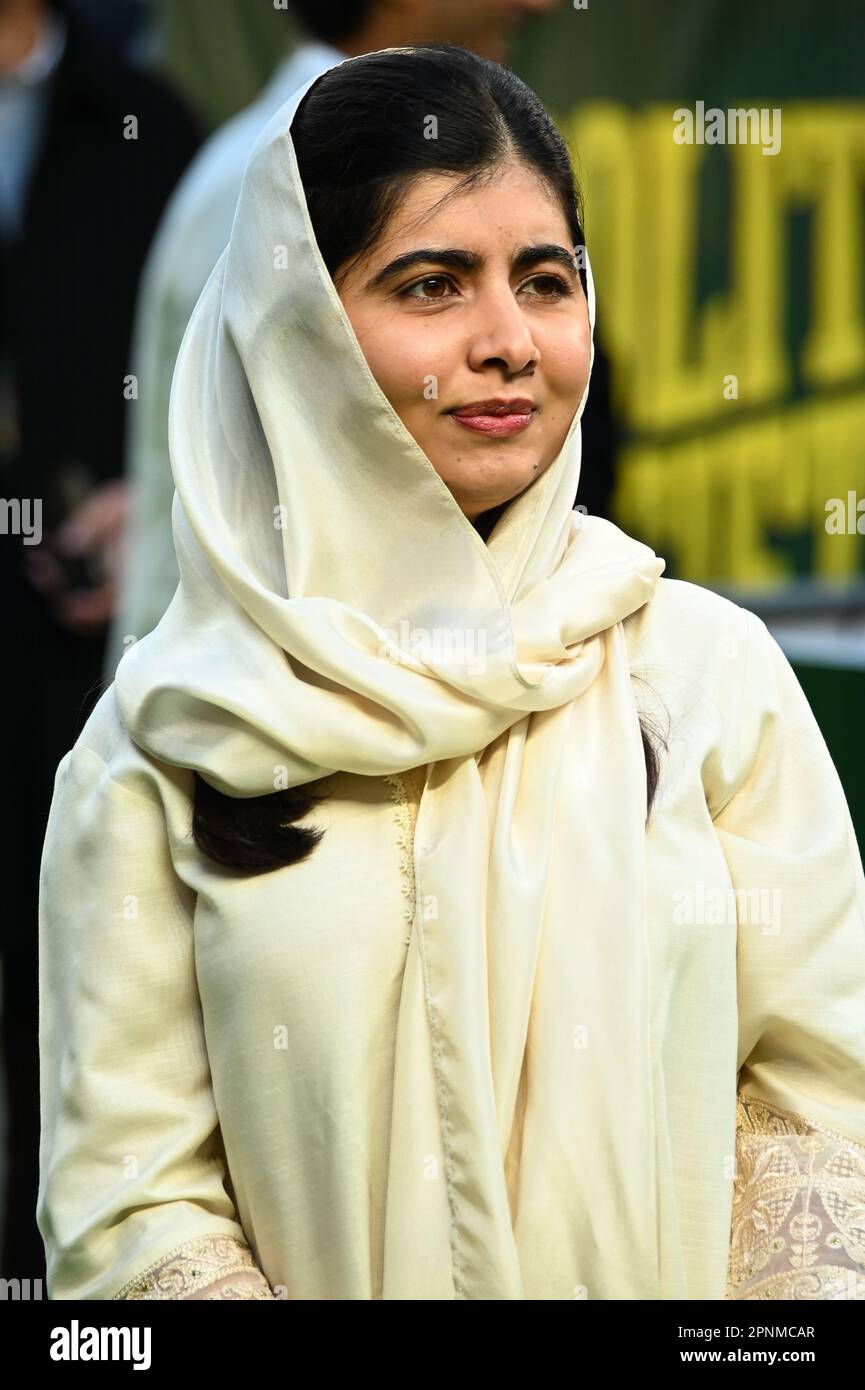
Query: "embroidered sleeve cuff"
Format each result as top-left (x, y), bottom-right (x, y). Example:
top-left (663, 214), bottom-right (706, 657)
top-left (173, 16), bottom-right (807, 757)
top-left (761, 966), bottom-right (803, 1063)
top-left (725, 1093), bottom-right (865, 1299)
top-left (111, 1233), bottom-right (276, 1300)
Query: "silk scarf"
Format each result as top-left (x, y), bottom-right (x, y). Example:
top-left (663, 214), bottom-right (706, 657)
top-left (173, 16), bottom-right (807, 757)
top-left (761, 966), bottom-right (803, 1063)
top-left (115, 57), bottom-right (668, 1298)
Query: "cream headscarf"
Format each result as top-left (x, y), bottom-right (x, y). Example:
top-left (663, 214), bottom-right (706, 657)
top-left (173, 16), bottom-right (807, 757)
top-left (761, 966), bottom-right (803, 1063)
top-left (116, 57), bottom-right (668, 1298)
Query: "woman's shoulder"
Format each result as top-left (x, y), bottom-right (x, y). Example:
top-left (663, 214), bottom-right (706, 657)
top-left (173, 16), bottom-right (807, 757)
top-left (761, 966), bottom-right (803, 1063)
top-left (626, 574), bottom-right (755, 650)
top-left (61, 680), bottom-right (194, 812)
top-left (623, 575), bottom-right (763, 686)
top-left (622, 575), bottom-right (769, 754)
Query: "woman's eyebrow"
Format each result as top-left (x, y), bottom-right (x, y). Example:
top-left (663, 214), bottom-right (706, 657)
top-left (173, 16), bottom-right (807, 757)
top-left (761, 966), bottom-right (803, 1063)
top-left (362, 243), bottom-right (580, 293)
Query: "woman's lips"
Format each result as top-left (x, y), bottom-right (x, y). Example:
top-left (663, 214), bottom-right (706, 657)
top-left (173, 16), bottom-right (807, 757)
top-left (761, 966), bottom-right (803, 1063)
top-left (449, 410), bottom-right (536, 437)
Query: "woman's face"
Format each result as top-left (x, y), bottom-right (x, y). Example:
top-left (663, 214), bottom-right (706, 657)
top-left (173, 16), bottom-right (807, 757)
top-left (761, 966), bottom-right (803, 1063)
top-left (335, 160), bottom-right (591, 525)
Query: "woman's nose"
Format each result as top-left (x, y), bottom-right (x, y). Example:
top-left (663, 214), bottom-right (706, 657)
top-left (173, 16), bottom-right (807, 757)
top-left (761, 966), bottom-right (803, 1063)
top-left (466, 285), bottom-right (539, 375)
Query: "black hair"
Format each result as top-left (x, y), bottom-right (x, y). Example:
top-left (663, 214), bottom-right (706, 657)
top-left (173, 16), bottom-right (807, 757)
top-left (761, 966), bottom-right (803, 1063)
top-left (289, 45), bottom-right (588, 303)
top-left (192, 45), bottom-right (665, 873)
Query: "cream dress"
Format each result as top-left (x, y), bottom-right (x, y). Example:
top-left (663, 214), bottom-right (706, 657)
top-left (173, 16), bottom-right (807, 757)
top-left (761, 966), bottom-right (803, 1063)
top-left (37, 574), bottom-right (865, 1299)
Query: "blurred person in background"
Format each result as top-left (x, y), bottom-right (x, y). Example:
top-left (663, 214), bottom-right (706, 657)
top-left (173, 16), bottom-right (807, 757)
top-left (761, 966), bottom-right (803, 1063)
top-left (106, 0), bottom-right (618, 675)
top-left (64, 0), bottom-right (155, 63)
top-left (0, 0), bottom-right (199, 1278)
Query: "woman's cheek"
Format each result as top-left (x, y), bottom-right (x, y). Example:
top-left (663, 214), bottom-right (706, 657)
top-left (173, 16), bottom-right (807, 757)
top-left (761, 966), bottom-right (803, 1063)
top-left (365, 330), bottom-right (440, 411)
top-left (553, 331), bottom-right (591, 401)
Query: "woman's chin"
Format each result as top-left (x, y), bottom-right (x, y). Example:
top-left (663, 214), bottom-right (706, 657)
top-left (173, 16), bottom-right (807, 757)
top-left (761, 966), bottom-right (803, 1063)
top-left (443, 460), bottom-right (552, 519)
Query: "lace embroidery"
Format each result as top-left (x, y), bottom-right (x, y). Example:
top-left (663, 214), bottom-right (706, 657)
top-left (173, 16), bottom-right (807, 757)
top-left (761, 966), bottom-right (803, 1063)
top-left (725, 1093), bottom-right (865, 1300)
top-left (382, 773), bottom-right (419, 945)
top-left (112, 1233), bottom-right (275, 1300)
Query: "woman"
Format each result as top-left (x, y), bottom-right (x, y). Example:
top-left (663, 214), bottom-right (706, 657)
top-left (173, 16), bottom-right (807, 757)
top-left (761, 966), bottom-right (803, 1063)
top-left (37, 46), bottom-right (865, 1300)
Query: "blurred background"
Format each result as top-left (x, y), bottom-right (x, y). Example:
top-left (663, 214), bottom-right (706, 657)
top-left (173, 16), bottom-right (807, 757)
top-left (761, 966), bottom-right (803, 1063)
top-left (1, 0), bottom-right (862, 1288)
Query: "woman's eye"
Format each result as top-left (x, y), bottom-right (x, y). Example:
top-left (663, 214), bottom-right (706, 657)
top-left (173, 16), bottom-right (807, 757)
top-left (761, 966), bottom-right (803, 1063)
top-left (524, 274), bottom-right (573, 299)
top-left (401, 275), bottom-right (455, 301)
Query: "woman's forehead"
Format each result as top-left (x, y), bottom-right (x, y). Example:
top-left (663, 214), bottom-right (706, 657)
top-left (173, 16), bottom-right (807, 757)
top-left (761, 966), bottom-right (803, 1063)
top-left (368, 165), bottom-right (573, 255)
